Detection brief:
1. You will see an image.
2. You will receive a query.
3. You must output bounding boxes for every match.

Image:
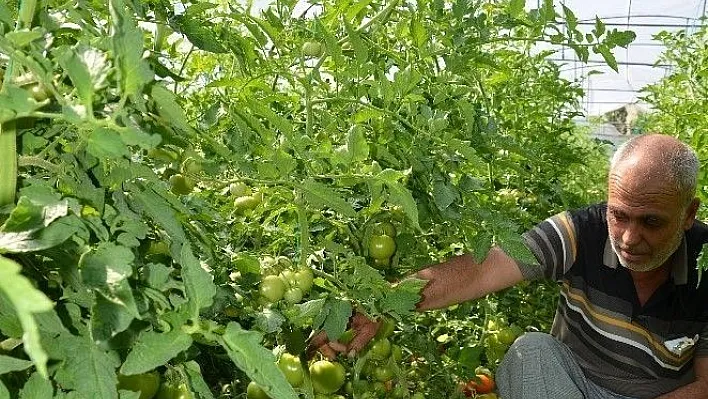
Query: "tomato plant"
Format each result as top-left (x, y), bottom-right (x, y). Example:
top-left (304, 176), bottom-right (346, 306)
top-left (0, 0), bottom-right (635, 397)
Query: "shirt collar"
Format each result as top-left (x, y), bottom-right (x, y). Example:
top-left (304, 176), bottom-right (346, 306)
top-left (603, 237), bottom-right (688, 285)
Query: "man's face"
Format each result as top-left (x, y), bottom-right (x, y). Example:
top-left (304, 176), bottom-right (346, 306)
top-left (606, 161), bottom-right (697, 272)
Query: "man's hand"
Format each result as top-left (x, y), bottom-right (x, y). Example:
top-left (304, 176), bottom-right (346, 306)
top-left (307, 312), bottom-right (382, 360)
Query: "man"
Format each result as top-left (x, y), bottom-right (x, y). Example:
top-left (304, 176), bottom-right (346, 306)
top-left (314, 134), bottom-right (708, 398)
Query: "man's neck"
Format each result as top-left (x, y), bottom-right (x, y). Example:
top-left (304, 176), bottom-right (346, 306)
top-left (630, 264), bottom-right (672, 306)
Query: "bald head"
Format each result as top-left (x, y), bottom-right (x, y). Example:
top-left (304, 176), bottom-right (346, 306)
top-left (610, 134), bottom-right (699, 206)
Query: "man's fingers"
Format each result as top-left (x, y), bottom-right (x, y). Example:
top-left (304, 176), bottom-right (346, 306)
top-left (318, 344), bottom-right (338, 360)
top-left (347, 320), bottom-right (381, 352)
top-left (328, 341), bottom-right (347, 352)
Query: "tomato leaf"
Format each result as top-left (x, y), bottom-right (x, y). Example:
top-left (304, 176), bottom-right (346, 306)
top-left (120, 329), bottom-right (193, 375)
top-left (109, 0), bottom-right (153, 100)
top-left (184, 361), bottom-right (216, 399)
top-left (180, 245), bottom-right (217, 319)
top-left (87, 128), bottom-right (130, 160)
top-left (219, 322), bottom-right (298, 399)
top-left (0, 85), bottom-right (48, 123)
top-left (299, 179), bottom-right (357, 218)
top-left (18, 371), bottom-right (53, 399)
top-left (56, 44), bottom-right (110, 110)
top-left (151, 84), bottom-right (194, 135)
top-left (380, 278), bottom-right (425, 315)
top-left (0, 355), bottom-right (33, 375)
top-left (373, 169), bottom-right (420, 230)
top-left (53, 333), bottom-right (120, 399)
top-left (0, 197), bottom-right (83, 254)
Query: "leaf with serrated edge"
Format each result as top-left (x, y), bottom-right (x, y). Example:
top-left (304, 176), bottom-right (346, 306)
top-left (300, 179), bottom-right (357, 218)
top-left (120, 329), bottom-right (193, 375)
top-left (219, 323), bottom-right (298, 399)
top-left (53, 334), bottom-right (120, 399)
top-left (0, 256), bottom-right (53, 378)
top-left (19, 371), bottom-right (53, 399)
top-left (180, 245), bottom-right (217, 320)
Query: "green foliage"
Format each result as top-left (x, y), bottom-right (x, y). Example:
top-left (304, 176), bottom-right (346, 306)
top-left (640, 26), bottom-right (708, 219)
top-left (0, 0), bottom-right (625, 397)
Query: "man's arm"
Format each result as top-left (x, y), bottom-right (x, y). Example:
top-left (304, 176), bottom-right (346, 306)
top-left (655, 357), bottom-right (708, 399)
top-left (415, 246), bottom-right (525, 311)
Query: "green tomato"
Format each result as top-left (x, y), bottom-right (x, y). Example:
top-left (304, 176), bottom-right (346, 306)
top-left (284, 287), bottom-right (303, 304)
top-left (156, 382), bottom-right (193, 399)
top-left (146, 240), bottom-right (170, 257)
top-left (302, 41), bottom-right (324, 57)
top-left (411, 393), bottom-right (425, 399)
top-left (148, 148), bottom-right (179, 163)
top-left (375, 222), bottom-right (397, 237)
top-left (259, 275), bottom-right (286, 303)
top-left (279, 270), bottom-right (298, 288)
top-left (372, 256), bottom-right (391, 269)
top-left (368, 235), bottom-right (396, 260)
top-left (496, 327), bottom-right (518, 346)
top-left (369, 338), bottom-right (391, 361)
top-left (278, 353), bottom-right (304, 387)
top-left (29, 83), bottom-right (49, 102)
top-left (391, 385), bottom-right (408, 398)
top-left (169, 174), bottom-right (194, 195)
top-left (375, 318), bottom-right (396, 339)
top-left (294, 267), bottom-right (314, 292)
top-left (372, 364), bottom-right (394, 382)
top-left (229, 182), bottom-right (251, 196)
top-left (309, 360), bottom-right (346, 394)
top-left (117, 372), bottom-right (160, 399)
top-left (246, 381), bottom-right (271, 399)
top-left (391, 344), bottom-right (403, 363)
top-left (234, 195), bottom-right (260, 212)
top-left (180, 157), bottom-right (202, 175)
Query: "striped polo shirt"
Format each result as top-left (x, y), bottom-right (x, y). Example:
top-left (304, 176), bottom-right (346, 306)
top-left (519, 203), bottom-right (708, 398)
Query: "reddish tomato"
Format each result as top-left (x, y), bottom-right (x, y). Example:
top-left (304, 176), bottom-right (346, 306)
top-left (468, 374), bottom-right (496, 394)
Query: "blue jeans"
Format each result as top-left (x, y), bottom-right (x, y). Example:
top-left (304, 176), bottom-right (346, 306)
top-left (496, 332), bottom-right (636, 399)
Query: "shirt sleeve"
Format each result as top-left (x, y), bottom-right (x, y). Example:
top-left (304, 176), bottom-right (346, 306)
top-left (518, 211), bottom-right (578, 281)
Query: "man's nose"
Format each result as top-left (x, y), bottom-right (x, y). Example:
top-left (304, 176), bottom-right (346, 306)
top-left (621, 224), bottom-right (642, 246)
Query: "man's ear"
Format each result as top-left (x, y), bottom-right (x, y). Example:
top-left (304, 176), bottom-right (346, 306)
top-left (683, 198), bottom-right (700, 230)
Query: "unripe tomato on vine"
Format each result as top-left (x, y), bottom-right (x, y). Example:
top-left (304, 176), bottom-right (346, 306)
top-left (309, 360), bottom-right (346, 394)
top-left (259, 275), bottom-right (286, 303)
top-left (368, 235), bottom-right (396, 260)
top-left (117, 371), bottom-right (160, 399)
top-left (302, 41), bottom-right (324, 57)
top-left (246, 381), bottom-right (270, 399)
top-left (277, 353), bottom-right (305, 387)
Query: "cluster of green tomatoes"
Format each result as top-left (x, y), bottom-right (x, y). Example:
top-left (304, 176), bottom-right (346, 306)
top-left (228, 182), bottom-right (263, 214)
top-left (117, 370), bottom-right (191, 399)
top-left (247, 354), bottom-right (347, 399)
top-left (258, 256), bottom-right (315, 305)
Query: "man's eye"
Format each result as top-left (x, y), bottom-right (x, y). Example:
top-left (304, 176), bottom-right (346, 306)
top-left (612, 211), bottom-right (627, 222)
top-left (644, 217), bottom-right (662, 227)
